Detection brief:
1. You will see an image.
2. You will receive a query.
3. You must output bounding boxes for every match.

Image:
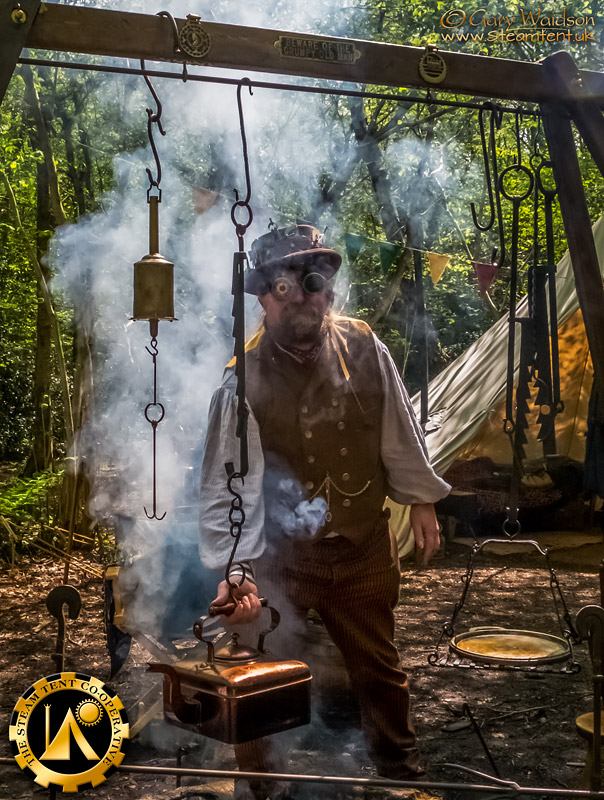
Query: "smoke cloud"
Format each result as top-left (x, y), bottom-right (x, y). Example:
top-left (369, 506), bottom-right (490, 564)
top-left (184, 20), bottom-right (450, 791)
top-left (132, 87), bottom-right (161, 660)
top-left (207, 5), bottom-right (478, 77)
top-left (50, 0), bottom-right (368, 639)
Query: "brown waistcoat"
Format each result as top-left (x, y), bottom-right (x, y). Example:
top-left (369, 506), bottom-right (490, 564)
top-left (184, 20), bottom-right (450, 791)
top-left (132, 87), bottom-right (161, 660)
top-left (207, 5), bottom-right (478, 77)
top-left (245, 315), bottom-right (387, 544)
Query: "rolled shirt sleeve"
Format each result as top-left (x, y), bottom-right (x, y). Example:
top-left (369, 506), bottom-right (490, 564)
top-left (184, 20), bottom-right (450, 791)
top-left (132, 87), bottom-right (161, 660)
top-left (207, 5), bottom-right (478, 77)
top-left (199, 380), bottom-right (266, 571)
top-left (374, 335), bottom-right (451, 505)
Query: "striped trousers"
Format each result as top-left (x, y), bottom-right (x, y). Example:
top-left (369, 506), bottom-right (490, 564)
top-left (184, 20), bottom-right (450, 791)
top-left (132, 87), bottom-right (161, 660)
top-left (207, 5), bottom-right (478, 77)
top-left (234, 514), bottom-right (416, 798)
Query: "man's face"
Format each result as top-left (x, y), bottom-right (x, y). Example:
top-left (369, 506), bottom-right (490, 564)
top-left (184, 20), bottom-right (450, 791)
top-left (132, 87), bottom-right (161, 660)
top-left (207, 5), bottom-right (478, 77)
top-left (258, 267), bottom-right (333, 348)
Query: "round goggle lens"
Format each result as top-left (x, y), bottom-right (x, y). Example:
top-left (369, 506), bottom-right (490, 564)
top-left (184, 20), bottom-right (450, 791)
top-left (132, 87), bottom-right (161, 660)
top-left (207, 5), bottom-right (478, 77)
top-left (270, 272), bottom-right (327, 301)
top-left (271, 276), bottom-right (294, 300)
top-left (301, 272), bottom-right (326, 294)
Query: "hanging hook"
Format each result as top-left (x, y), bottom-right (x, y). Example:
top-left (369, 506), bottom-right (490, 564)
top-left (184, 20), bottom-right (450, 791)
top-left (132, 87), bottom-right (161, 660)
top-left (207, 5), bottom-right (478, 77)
top-left (489, 104), bottom-right (506, 268)
top-left (155, 11), bottom-right (188, 81)
top-left (230, 78), bottom-right (254, 240)
top-left (531, 113), bottom-right (543, 163)
top-left (471, 102), bottom-right (505, 268)
top-left (470, 104), bottom-right (496, 232)
top-left (140, 59), bottom-right (166, 201)
top-left (515, 108), bottom-right (523, 166)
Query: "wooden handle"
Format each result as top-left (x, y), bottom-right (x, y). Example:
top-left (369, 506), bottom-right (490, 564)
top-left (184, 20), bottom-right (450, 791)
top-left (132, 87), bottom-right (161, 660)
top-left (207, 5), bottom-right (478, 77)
top-left (209, 597), bottom-right (268, 617)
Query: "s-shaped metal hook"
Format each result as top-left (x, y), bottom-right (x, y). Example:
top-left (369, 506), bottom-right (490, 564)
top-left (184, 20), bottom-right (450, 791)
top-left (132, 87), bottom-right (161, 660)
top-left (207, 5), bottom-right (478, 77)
top-left (140, 58), bottom-right (166, 200)
top-left (231, 78), bottom-right (255, 242)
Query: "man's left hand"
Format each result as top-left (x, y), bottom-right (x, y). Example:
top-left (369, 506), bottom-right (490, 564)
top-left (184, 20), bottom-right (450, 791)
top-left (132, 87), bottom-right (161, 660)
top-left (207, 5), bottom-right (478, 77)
top-left (410, 503), bottom-right (441, 567)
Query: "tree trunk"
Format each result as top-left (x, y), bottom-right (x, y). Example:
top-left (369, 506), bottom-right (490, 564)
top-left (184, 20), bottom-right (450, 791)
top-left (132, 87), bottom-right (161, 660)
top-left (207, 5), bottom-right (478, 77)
top-left (61, 114), bottom-right (87, 217)
top-left (20, 65), bottom-right (71, 476)
top-left (349, 98), bottom-right (411, 327)
top-left (22, 160), bottom-right (54, 476)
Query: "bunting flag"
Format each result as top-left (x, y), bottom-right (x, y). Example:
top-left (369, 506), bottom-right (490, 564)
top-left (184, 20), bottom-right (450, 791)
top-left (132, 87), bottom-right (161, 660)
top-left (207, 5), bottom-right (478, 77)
top-left (343, 233), bottom-right (366, 265)
top-left (427, 252), bottom-right (450, 285)
top-left (473, 261), bottom-right (499, 295)
top-left (193, 187), bottom-right (219, 215)
top-left (379, 241), bottom-right (402, 274)
top-left (343, 230), bottom-right (450, 278)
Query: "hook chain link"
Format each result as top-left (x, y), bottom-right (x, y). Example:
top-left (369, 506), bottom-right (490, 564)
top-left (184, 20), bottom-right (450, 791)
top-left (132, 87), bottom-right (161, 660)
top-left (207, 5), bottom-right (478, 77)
top-left (223, 79), bottom-right (255, 590)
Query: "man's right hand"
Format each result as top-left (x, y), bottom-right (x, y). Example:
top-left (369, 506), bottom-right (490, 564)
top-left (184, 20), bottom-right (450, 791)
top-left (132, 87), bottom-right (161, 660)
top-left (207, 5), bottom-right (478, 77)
top-left (211, 578), bottom-right (263, 625)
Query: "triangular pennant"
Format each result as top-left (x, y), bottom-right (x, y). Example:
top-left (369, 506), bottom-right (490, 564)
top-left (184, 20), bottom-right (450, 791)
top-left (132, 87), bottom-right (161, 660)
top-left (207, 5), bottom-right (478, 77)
top-left (343, 233), bottom-right (366, 265)
top-left (427, 252), bottom-right (450, 285)
top-left (193, 187), bottom-right (219, 215)
top-left (379, 242), bottom-right (401, 273)
top-left (473, 261), bottom-right (498, 295)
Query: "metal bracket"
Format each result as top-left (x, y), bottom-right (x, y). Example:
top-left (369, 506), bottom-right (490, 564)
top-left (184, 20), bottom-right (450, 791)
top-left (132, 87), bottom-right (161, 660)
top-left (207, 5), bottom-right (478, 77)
top-left (0, 0), bottom-right (41, 105)
top-left (45, 584), bottom-right (82, 672)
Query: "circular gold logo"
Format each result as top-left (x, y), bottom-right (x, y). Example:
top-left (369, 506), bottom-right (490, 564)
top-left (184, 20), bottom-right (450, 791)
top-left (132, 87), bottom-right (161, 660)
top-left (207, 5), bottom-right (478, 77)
top-left (179, 14), bottom-right (211, 60)
top-left (419, 50), bottom-right (447, 84)
top-left (9, 673), bottom-right (129, 792)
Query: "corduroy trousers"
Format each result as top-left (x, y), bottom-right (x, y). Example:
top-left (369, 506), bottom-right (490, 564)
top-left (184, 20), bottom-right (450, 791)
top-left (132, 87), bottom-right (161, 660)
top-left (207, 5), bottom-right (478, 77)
top-left (234, 514), bottom-right (417, 799)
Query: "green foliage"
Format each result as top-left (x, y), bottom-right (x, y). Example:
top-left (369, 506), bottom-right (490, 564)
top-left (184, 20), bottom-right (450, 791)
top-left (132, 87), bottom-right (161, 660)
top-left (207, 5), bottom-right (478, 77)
top-left (0, 467), bottom-right (64, 526)
top-left (0, 64), bottom-right (146, 461)
top-left (1, 1), bottom-right (604, 473)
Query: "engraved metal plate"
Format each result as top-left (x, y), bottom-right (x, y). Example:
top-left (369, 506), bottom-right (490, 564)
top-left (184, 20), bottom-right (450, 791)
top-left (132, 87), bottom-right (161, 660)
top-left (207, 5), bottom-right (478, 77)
top-left (276, 36), bottom-right (361, 65)
top-left (419, 49), bottom-right (447, 84)
top-left (179, 14), bottom-right (211, 60)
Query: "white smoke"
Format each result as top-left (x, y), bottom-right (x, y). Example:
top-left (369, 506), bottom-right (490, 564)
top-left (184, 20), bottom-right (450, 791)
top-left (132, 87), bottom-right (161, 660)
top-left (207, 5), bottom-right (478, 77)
top-left (50, 0), bottom-right (476, 647)
top-left (267, 477), bottom-right (328, 538)
top-left (50, 0), bottom-right (367, 637)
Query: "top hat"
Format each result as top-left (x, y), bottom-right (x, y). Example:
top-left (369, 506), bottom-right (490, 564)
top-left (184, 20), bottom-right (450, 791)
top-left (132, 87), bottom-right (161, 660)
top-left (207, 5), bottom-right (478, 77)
top-left (245, 223), bottom-right (342, 295)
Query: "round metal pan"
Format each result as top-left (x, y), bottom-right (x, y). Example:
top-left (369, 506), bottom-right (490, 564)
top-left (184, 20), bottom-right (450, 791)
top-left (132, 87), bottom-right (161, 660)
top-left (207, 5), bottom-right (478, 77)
top-left (450, 627), bottom-right (570, 666)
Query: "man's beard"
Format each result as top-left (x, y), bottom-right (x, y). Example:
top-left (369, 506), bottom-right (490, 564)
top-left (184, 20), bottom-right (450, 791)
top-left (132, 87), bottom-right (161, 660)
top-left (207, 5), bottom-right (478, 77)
top-left (269, 306), bottom-right (327, 347)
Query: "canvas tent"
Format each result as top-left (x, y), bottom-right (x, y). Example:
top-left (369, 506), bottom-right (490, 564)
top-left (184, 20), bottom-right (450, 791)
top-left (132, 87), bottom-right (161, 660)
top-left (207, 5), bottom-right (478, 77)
top-left (389, 215), bottom-right (604, 554)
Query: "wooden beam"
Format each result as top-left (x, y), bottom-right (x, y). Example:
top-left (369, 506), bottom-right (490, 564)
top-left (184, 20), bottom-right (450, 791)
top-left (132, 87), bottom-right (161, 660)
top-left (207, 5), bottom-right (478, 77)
top-left (541, 99), bottom-right (604, 398)
top-left (23, 2), bottom-right (604, 103)
top-left (0, 0), bottom-right (40, 104)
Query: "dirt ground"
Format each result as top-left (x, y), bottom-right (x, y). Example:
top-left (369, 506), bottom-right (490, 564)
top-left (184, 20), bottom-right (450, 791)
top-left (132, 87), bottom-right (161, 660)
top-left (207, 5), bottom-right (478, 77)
top-left (1, 531), bottom-right (603, 800)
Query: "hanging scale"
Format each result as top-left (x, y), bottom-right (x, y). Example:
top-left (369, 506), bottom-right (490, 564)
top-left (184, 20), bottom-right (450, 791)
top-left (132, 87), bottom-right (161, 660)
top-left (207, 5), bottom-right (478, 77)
top-left (132, 61), bottom-right (176, 520)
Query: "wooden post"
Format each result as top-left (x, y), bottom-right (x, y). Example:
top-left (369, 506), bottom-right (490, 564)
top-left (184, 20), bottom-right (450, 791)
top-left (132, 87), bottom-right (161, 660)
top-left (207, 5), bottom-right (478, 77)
top-left (0, 0), bottom-right (40, 104)
top-left (540, 97), bottom-right (604, 398)
top-left (544, 52), bottom-right (604, 191)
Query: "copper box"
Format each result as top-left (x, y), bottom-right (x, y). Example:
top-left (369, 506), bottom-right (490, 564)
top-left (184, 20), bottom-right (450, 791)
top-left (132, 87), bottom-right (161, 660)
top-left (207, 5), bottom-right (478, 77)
top-left (157, 656), bottom-right (312, 744)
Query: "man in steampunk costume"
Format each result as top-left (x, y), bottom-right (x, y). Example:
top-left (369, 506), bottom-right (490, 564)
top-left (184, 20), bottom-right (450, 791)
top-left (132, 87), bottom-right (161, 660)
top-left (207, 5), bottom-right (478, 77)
top-left (199, 224), bottom-right (450, 800)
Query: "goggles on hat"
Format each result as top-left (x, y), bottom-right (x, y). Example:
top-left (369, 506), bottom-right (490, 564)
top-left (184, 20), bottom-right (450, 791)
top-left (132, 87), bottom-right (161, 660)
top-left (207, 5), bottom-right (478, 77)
top-left (270, 271), bottom-right (327, 301)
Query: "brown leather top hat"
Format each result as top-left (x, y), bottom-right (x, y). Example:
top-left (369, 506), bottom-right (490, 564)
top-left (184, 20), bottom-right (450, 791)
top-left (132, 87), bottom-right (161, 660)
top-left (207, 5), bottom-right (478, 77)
top-left (245, 223), bottom-right (342, 295)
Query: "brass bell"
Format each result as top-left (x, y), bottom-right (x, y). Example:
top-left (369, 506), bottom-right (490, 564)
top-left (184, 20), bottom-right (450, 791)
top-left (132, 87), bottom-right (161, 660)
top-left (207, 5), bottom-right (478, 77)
top-left (133, 195), bottom-right (175, 333)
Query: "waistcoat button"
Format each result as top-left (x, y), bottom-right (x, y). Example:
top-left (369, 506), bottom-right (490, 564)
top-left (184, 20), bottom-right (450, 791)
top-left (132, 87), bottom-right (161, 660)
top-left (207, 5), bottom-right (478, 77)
top-left (301, 405), bottom-right (309, 414)
top-left (325, 511), bottom-right (333, 522)
top-left (331, 398), bottom-right (338, 407)
top-left (307, 455), bottom-right (315, 464)
top-left (304, 430), bottom-right (313, 439)
top-left (305, 481), bottom-right (314, 490)
top-left (342, 473), bottom-right (350, 481)
top-left (342, 499), bottom-right (351, 507)
top-left (340, 447), bottom-right (348, 457)
top-left (337, 421), bottom-right (345, 431)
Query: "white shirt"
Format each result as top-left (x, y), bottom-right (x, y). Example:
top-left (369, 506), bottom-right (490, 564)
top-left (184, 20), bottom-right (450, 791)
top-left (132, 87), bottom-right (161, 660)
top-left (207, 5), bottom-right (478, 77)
top-left (199, 332), bottom-right (451, 570)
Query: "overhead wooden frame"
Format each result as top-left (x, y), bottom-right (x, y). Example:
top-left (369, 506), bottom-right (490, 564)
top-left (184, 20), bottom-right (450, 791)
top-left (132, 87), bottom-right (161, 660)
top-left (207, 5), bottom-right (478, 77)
top-left (12, 1), bottom-right (604, 103)
top-left (2, 0), bottom-right (604, 396)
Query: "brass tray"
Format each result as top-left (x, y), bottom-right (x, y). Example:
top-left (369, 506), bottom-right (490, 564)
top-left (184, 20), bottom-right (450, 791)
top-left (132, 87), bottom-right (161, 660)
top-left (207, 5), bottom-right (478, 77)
top-left (450, 627), bottom-right (570, 666)
top-left (575, 712), bottom-right (604, 743)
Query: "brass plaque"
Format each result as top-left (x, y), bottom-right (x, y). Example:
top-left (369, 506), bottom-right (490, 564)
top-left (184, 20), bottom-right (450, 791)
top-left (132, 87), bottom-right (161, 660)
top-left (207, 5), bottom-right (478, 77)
top-left (276, 36), bottom-right (361, 65)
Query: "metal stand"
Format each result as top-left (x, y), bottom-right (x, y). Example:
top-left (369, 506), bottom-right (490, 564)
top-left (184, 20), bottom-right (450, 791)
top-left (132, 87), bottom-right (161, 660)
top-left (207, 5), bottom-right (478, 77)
top-left (429, 537), bottom-right (580, 672)
top-left (45, 585), bottom-right (81, 672)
